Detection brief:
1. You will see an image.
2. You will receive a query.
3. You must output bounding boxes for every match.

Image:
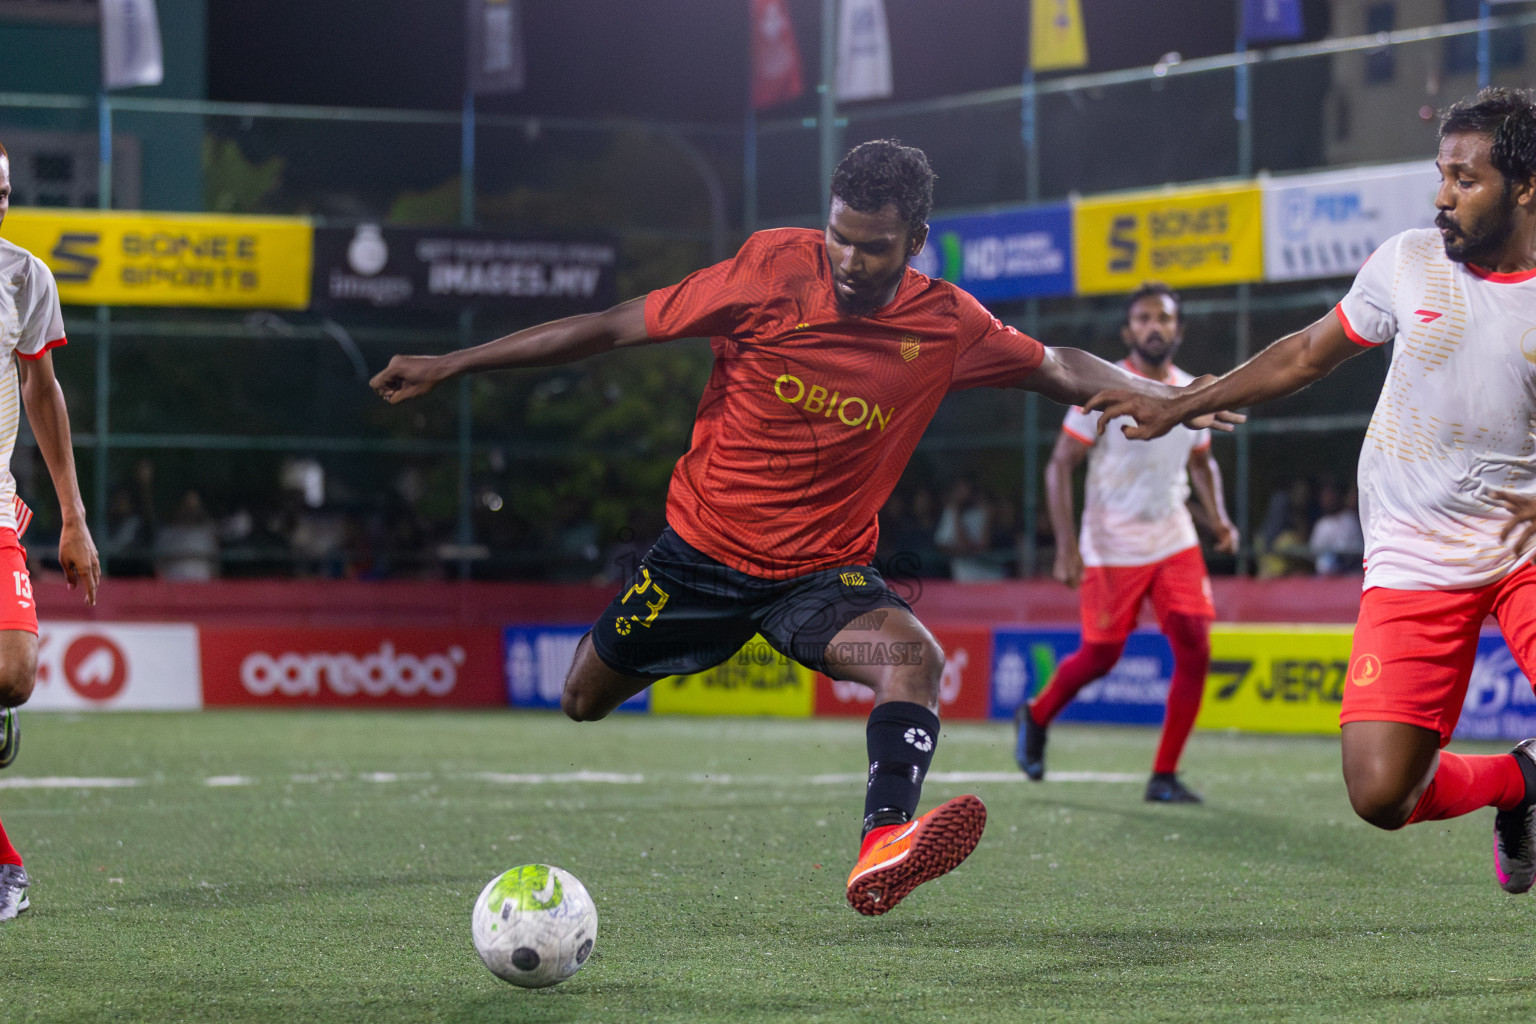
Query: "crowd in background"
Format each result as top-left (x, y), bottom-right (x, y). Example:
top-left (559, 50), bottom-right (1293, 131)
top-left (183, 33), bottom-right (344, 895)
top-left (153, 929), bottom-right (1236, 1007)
top-left (69, 457), bottom-right (1363, 585)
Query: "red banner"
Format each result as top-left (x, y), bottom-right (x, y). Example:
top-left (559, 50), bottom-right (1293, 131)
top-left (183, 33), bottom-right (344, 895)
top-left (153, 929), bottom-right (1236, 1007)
top-left (200, 628), bottom-right (505, 707)
top-left (751, 0), bottom-right (804, 110)
top-left (814, 626), bottom-right (993, 720)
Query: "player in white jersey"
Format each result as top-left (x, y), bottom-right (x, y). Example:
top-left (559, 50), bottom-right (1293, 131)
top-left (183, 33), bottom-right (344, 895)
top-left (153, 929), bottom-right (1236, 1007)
top-left (1015, 284), bottom-right (1238, 802)
top-left (0, 138), bottom-right (101, 921)
top-left (1084, 88), bottom-right (1536, 893)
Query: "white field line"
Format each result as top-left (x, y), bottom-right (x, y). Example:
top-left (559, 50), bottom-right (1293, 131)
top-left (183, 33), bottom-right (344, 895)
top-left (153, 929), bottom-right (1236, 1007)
top-left (204, 776), bottom-right (257, 787)
top-left (0, 769), bottom-right (1145, 790)
top-left (0, 776), bottom-right (141, 789)
top-left (473, 771), bottom-right (645, 785)
top-left (808, 770), bottom-right (1142, 785)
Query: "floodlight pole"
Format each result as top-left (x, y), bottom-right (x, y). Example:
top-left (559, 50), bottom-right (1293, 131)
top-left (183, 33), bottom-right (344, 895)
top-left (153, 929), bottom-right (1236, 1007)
top-left (818, 0), bottom-right (839, 216)
top-left (1234, 12), bottom-right (1254, 575)
top-left (457, 89), bottom-right (477, 579)
top-left (95, 92), bottom-right (113, 566)
top-left (1021, 62), bottom-right (1041, 577)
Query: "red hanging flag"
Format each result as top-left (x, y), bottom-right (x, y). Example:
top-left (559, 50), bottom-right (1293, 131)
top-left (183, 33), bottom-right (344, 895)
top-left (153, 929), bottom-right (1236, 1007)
top-left (751, 0), bottom-right (805, 110)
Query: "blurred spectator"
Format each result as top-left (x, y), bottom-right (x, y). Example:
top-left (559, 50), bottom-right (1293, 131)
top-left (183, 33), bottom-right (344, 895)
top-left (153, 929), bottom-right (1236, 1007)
top-left (935, 478), bottom-right (1003, 582)
top-left (1311, 483), bottom-right (1365, 575)
top-left (1260, 477), bottom-right (1315, 552)
top-left (154, 490), bottom-right (220, 581)
top-left (1258, 502), bottom-right (1316, 579)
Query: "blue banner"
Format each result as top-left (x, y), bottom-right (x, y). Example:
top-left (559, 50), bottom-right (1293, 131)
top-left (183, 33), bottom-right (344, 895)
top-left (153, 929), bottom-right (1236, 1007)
top-left (990, 627), bottom-right (1173, 726)
top-left (1453, 634), bottom-right (1536, 742)
top-left (910, 203), bottom-right (1073, 302)
top-left (504, 626), bottom-right (649, 711)
top-left (1243, 0), bottom-right (1303, 42)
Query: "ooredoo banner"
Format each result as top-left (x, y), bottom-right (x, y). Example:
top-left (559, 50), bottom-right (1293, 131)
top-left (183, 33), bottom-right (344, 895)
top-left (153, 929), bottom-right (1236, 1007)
top-left (815, 624), bottom-right (993, 720)
top-left (1262, 161), bottom-right (1437, 282)
top-left (200, 628), bottom-right (504, 706)
top-left (27, 622), bottom-right (201, 711)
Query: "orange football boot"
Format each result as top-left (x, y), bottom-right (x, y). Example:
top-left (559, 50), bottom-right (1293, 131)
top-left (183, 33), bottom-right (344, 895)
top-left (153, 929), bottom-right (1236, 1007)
top-left (845, 794), bottom-right (986, 916)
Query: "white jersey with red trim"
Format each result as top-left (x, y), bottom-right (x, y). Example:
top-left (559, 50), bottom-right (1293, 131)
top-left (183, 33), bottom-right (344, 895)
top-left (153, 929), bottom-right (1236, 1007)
top-left (1336, 227), bottom-right (1536, 590)
top-left (0, 238), bottom-right (67, 534)
top-left (1062, 362), bottom-right (1211, 568)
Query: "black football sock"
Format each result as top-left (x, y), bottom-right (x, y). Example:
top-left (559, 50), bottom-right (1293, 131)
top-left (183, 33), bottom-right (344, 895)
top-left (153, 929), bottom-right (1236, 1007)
top-left (862, 700), bottom-right (941, 836)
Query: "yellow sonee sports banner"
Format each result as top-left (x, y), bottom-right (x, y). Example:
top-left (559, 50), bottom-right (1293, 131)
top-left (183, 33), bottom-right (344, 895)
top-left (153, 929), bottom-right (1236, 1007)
top-left (1195, 625), bottom-right (1355, 735)
top-left (1, 208), bottom-right (312, 309)
top-left (651, 635), bottom-right (815, 718)
top-left (1074, 182), bottom-right (1263, 295)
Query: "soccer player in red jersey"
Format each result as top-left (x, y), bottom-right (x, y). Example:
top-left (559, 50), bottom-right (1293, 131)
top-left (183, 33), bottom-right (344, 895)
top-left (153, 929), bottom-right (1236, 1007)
top-left (372, 140), bottom-right (1238, 915)
top-left (1017, 283), bottom-right (1238, 803)
top-left (0, 138), bottom-right (102, 922)
top-left (1086, 89), bottom-right (1536, 893)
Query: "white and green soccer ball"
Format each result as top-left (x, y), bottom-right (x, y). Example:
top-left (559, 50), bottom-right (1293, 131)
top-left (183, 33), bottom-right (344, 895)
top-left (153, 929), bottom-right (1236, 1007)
top-left (471, 864), bottom-right (598, 988)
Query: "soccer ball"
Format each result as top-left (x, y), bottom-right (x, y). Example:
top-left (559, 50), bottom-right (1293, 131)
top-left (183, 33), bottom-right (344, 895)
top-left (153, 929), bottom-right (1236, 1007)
top-left (470, 864), bottom-right (598, 988)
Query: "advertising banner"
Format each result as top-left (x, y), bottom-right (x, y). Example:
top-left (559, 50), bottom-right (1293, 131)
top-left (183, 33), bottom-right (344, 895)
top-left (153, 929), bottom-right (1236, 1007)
top-left (504, 626), bottom-right (648, 712)
top-left (1262, 161), bottom-right (1437, 282)
top-left (200, 628), bottom-right (504, 707)
top-left (311, 226), bottom-right (617, 312)
top-left (27, 623), bottom-right (201, 711)
top-left (909, 204), bottom-right (1073, 302)
top-left (990, 627), bottom-right (1174, 725)
top-left (1452, 634), bottom-right (1536, 742)
top-left (1, 209), bottom-right (312, 309)
top-left (814, 625), bottom-right (993, 720)
top-left (650, 635), bottom-right (814, 717)
top-left (1195, 626), bottom-right (1353, 734)
top-left (1074, 183), bottom-right (1263, 295)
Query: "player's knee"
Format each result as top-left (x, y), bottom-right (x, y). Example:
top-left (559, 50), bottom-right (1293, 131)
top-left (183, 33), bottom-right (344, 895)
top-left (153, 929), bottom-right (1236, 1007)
top-left (1343, 771), bottom-right (1414, 830)
top-left (560, 679), bottom-right (609, 723)
top-left (0, 661), bottom-right (35, 707)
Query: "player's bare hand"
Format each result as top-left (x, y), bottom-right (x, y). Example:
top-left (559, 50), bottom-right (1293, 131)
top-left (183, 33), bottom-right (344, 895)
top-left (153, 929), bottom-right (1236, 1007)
top-left (58, 521), bottom-right (99, 607)
top-left (1212, 521), bottom-right (1240, 555)
top-left (1083, 389), bottom-right (1183, 440)
top-left (1052, 547), bottom-right (1083, 589)
top-left (1492, 489), bottom-right (1536, 555)
top-left (370, 355), bottom-right (449, 404)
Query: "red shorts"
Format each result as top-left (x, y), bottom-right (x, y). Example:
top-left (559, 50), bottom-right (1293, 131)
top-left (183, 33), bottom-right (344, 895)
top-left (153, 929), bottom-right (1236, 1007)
top-left (1342, 561), bottom-right (1536, 746)
top-left (1079, 545), bottom-right (1214, 644)
top-left (0, 531), bottom-right (35, 634)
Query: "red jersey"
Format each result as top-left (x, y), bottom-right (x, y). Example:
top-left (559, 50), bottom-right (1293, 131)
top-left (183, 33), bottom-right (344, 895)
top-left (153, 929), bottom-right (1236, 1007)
top-left (643, 227), bottom-right (1045, 579)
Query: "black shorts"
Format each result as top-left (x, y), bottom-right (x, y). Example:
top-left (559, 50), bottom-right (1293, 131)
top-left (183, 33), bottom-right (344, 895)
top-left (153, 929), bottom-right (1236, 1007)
top-left (589, 526), bottom-right (912, 680)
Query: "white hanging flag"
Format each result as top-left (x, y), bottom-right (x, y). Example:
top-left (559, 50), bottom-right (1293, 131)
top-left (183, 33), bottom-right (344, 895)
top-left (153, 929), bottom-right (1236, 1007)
top-left (835, 0), bottom-right (892, 102)
top-left (101, 0), bottom-right (164, 91)
top-left (467, 0), bottom-right (526, 95)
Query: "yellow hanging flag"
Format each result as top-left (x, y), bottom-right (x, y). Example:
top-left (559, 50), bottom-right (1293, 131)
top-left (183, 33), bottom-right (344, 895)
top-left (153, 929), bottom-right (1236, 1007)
top-left (1030, 0), bottom-right (1088, 72)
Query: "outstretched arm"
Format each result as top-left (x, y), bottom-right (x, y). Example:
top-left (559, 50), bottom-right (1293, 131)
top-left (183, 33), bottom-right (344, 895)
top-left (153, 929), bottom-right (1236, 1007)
top-left (18, 351), bottom-right (98, 605)
top-left (370, 296), bottom-right (652, 404)
top-left (1085, 308), bottom-right (1363, 440)
top-left (1020, 346), bottom-right (1244, 431)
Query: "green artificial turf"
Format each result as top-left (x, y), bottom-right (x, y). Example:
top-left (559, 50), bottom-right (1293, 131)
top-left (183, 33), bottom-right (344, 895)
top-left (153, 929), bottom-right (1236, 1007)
top-left (1, 711), bottom-right (1532, 1023)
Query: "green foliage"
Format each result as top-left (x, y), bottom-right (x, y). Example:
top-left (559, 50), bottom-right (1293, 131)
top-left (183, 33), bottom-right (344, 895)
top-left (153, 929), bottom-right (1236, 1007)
top-left (202, 138), bottom-right (285, 214)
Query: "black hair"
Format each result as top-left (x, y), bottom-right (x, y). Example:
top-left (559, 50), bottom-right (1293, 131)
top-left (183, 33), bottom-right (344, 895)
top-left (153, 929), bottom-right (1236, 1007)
top-left (1124, 281), bottom-right (1183, 326)
top-left (829, 139), bottom-right (935, 235)
top-left (1440, 87), bottom-right (1536, 186)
